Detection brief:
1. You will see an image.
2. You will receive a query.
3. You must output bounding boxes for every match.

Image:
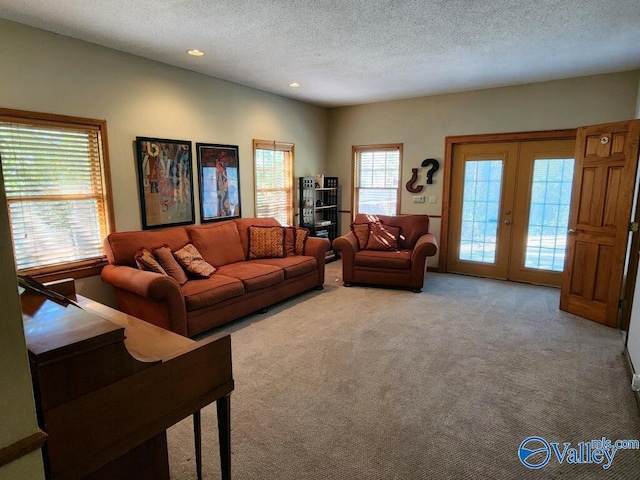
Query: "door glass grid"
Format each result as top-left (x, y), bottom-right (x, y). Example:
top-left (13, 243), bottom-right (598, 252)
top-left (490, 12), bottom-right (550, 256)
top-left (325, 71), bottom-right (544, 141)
top-left (525, 158), bottom-right (574, 271)
top-left (459, 160), bottom-right (503, 263)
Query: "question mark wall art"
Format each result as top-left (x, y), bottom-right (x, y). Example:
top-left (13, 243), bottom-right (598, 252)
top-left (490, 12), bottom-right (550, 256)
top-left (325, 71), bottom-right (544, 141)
top-left (405, 158), bottom-right (440, 192)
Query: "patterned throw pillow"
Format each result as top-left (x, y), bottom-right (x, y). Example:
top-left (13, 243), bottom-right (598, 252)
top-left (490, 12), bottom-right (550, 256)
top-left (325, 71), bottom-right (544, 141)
top-left (134, 248), bottom-right (168, 275)
top-left (364, 223), bottom-right (400, 251)
top-left (154, 245), bottom-right (189, 285)
top-left (173, 243), bottom-right (216, 278)
top-left (248, 226), bottom-right (286, 259)
top-left (351, 223), bottom-right (370, 250)
top-left (294, 227), bottom-right (309, 255)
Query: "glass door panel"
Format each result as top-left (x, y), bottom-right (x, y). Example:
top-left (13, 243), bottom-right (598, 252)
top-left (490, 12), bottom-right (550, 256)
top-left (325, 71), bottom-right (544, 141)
top-left (524, 158), bottom-right (574, 271)
top-left (509, 139), bottom-right (576, 286)
top-left (459, 160), bottom-right (503, 263)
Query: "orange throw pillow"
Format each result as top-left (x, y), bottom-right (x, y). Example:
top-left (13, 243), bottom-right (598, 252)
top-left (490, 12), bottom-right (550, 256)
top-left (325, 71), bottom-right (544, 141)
top-left (173, 243), bottom-right (216, 278)
top-left (294, 228), bottom-right (309, 255)
top-left (134, 248), bottom-right (168, 275)
top-left (248, 226), bottom-right (286, 259)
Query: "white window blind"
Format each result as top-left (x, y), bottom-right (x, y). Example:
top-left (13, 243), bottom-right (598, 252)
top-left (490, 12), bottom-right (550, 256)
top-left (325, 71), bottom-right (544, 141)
top-left (354, 145), bottom-right (402, 216)
top-left (254, 140), bottom-right (294, 226)
top-left (0, 117), bottom-right (111, 273)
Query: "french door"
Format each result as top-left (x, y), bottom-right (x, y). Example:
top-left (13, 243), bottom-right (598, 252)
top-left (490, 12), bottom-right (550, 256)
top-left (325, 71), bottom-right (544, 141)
top-left (447, 139), bottom-right (576, 286)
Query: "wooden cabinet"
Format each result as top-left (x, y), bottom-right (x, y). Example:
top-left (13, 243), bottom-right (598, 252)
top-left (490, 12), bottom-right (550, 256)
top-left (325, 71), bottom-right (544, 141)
top-left (299, 176), bottom-right (339, 260)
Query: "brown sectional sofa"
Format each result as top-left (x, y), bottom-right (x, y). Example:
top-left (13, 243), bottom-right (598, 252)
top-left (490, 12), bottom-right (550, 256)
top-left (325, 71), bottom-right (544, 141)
top-left (101, 217), bottom-right (330, 337)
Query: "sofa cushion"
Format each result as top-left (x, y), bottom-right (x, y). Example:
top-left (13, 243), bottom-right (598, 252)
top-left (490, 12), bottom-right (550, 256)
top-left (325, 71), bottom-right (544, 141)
top-left (248, 226), bottom-right (285, 259)
top-left (154, 245), bottom-right (189, 285)
top-left (215, 262), bottom-right (284, 292)
top-left (105, 227), bottom-right (190, 267)
top-left (181, 275), bottom-right (245, 311)
top-left (234, 217), bottom-right (282, 259)
top-left (364, 223), bottom-right (400, 251)
top-left (134, 248), bottom-right (168, 275)
top-left (354, 249), bottom-right (412, 269)
top-left (187, 222), bottom-right (246, 267)
top-left (249, 256), bottom-right (317, 279)
top-left (174, 243), bottom-right (216, 278)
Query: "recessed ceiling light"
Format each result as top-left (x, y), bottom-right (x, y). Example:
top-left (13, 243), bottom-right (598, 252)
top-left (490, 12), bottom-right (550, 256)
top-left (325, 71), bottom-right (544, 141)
top-left (187, 49), bottom-right (205, 57)
top-left (289, 82), bottom-right (301, 88)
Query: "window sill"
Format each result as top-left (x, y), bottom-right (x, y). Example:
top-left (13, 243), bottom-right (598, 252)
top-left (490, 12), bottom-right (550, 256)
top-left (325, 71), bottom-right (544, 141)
top-left (19, 258), bottom-right (108, 284)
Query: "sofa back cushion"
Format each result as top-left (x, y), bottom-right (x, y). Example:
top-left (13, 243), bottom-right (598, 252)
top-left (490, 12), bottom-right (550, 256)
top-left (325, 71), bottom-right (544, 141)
top-left (187, 222), bottom-right (245, 267)
top-left (105, 227), bottom-right (190, 267)
top-left (353, 214), bottom-right (429, 249)
top-left (234, 217), bottom-right (282, 259)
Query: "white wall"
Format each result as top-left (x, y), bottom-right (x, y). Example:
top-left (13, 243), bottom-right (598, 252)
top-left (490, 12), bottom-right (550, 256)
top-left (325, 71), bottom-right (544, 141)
top-left (0, 168), bottom-right (45, 478)
top-left (626, 78), bottom-right (640, 372)
top-left (0, 19), bottom-right (328, 305)
top-left (0, 19), bottom-right (328, 479)
top-left (327, 71), bottom-right (640, 268)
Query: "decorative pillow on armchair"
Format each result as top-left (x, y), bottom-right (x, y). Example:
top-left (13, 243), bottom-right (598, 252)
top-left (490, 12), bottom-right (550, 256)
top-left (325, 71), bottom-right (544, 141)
top-left (173, 243), bottom-right (216, 278)
top-left (248, 226), bottom-right (286, 259)
top-left (351, 223), bottom-right (370, 250)
top-left (364, 223), bottom-right (401, 251)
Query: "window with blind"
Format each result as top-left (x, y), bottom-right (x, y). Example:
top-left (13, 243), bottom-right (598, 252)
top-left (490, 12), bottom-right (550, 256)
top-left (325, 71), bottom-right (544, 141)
top-left (0, 109), bottom-right (114, 279)
top-left (253, 140), bottom-right (294, 226)
top-left (353, 144), bottom-right (402, 216)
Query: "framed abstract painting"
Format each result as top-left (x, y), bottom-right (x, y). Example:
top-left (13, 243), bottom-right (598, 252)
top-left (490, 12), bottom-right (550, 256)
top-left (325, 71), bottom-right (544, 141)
top-left (135, 137), bottom-right (195, 229)
top-left (196, 143), bottom-right (241, 222)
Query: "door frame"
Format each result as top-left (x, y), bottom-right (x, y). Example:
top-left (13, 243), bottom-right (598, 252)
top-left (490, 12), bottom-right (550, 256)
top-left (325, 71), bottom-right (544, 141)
top-left (439, 128), bottom-right (577, 274)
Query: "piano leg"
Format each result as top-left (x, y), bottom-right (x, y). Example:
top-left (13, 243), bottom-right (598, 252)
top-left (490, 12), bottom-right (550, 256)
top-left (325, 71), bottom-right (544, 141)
top-left (193, 410), bottom-right (202, 480)
top-left (217, 394), bottom-right (231, 480)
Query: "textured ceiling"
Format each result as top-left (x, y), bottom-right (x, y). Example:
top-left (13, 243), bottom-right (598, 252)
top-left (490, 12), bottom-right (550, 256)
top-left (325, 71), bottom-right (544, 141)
top-left (1, 0), bottom-right (640, 107)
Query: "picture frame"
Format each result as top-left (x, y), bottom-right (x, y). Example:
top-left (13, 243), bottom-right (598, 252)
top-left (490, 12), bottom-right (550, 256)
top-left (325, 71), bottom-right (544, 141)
top-left (196, 143), bottom-right (241, 222)
top-left (135, 136), bottom-right (195, 229)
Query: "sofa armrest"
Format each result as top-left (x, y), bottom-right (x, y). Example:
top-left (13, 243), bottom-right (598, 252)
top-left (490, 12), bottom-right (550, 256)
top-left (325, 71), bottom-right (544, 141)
top-left (304, 236), bottom-right (331, 284)
top-left (101, 264), bottom-right (188, 336)
top-left (333, 232), bottom-right (359, 284)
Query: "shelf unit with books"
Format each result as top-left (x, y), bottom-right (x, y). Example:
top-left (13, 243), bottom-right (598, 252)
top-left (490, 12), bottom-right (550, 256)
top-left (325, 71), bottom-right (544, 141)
top-left (298, 176), bottom-right (339, 261)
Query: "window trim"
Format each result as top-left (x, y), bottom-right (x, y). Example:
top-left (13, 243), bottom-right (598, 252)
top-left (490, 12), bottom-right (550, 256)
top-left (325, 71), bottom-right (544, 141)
top-left (352, 143), bottom-right (403, 218)
top-left (0, 108), bottom-right (115, 282)
top-left (253, 139), bottom-right (295, 226)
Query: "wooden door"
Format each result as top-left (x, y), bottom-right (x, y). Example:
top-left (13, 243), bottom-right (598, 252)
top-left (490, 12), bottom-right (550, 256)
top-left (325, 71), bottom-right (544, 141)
top-left (560, 120), bottom-right (640, 327)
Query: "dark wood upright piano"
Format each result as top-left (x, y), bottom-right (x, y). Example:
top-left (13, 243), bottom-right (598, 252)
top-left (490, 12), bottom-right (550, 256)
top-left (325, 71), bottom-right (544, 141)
top-left (20, 280), bottom-right (233, 480)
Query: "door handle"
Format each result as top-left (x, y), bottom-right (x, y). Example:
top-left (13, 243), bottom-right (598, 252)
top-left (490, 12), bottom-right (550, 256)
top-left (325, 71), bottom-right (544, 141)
top-left (504, 220), bottom-right (511, 225)
top-left (568, 228), bottom-right (576, 235)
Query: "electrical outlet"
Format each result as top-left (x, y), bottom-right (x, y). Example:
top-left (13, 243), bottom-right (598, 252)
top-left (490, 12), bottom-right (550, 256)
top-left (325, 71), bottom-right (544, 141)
top-left (429, 195), bottom-right (437, 204)
top-left (413, 196), bottom-right (425, 204)
top-left (632, 374), bottom-right (640, 391)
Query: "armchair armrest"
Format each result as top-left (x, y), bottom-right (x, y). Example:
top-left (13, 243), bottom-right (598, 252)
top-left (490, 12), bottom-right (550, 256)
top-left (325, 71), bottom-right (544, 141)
top-left (410, 233), bottom-right (438, 289)
top-left (101, 264), bottom-right (188, 336)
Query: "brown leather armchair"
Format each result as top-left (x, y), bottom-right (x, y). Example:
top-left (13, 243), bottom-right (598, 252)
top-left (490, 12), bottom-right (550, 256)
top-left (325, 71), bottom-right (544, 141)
top-left (333, 214), bottom-right (438, 292)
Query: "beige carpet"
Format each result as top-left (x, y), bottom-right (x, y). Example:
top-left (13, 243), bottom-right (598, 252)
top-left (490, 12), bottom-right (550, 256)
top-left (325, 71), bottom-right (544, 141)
top-left (167, 261), bottom-right (640, 479)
